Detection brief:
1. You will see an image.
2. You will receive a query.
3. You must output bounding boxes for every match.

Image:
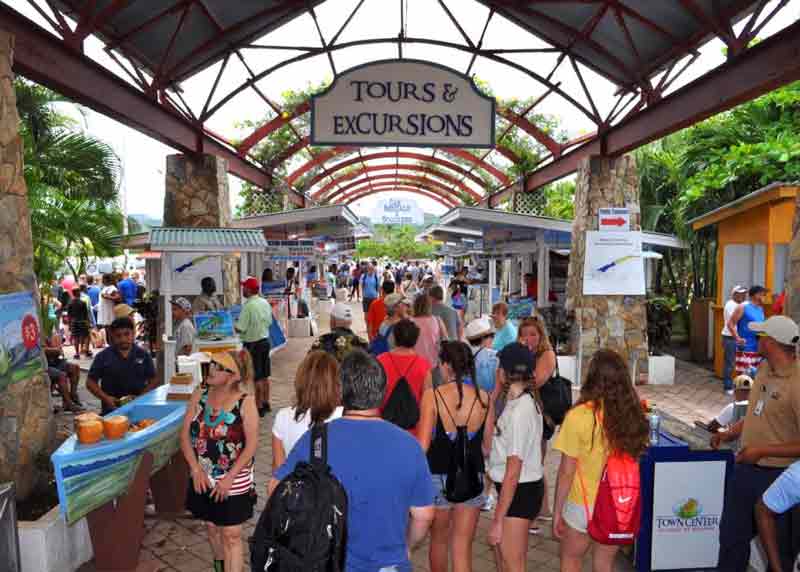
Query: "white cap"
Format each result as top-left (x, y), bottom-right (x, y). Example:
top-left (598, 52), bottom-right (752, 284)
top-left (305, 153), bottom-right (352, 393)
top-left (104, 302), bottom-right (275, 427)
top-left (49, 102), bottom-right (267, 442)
top-left (331, 302), bottom-right (353, 322)
top-left (465, 316), bottom-right (495, 341)
top-left (731, 285), bottom-right (747, 295)
top-left (748, 315), bottom-right (800, 345)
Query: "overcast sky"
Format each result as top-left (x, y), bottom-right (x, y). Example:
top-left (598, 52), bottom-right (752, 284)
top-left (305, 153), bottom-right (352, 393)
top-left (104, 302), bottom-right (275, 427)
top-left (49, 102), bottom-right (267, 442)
top-left (10, 0), bottom-right (796, 221)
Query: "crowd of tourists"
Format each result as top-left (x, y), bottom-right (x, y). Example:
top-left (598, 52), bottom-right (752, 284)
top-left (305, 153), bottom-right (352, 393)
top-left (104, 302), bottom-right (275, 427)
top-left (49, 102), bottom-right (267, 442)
top-left (49, 260), bottom-right (800, 572)
top-left (172, 265), bottom-right (659, 572)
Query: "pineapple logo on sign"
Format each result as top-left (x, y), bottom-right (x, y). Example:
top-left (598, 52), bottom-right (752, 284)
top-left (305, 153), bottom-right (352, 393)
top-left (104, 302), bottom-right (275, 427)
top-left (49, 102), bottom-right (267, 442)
top-left (655, 498), bottom-right (720, 532)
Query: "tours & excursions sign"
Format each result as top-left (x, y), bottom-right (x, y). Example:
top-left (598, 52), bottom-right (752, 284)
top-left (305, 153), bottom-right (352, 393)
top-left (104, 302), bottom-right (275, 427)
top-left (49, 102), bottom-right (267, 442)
top-left (311, 59), bottom-right (495, 148)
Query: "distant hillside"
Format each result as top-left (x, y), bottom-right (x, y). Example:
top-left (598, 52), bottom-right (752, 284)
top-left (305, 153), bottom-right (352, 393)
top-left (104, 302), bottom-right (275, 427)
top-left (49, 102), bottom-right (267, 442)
top-left (129, 214), bottom-right (162, 231)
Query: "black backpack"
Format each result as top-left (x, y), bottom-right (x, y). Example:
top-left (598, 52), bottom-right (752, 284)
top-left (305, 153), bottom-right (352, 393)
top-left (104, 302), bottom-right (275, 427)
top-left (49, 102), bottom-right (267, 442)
top-left (250, 424), bottom-right (348, 572)
top-left (538, 355), bottom-right (573, 432)
top-left (437, 390), bottom-right (484, 503)
top-left (381, 356), bottom-right (420, 429)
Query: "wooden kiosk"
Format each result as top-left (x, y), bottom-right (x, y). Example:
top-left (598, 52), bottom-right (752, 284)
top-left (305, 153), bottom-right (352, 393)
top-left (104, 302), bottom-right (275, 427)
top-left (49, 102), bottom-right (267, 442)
top-left (690, 183), bottom-right (798, 377)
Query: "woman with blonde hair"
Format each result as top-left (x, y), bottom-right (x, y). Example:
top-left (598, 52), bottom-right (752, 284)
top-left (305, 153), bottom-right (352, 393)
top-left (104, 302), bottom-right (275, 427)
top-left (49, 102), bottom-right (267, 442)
top-left (180, 350), bottom-right (259, 572)
top-left (553, 349), bottom-right (648, 572)
top-left (272, 350), bottom-right (343, 471)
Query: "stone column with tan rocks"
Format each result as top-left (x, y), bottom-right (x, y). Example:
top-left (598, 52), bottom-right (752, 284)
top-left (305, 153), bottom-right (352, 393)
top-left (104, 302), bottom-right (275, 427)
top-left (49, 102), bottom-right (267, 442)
top-left (565, 155), bottom-right (649, 384)
top-left (0, 31), bottom-right (54, 500)
top-left (163, 153), bottom-right (240, 305)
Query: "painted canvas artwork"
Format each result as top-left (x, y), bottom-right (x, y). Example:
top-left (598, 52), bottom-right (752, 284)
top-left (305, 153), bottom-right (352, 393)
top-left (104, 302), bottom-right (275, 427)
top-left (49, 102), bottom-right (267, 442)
top-left (0, 291), bottom-right (43, 393)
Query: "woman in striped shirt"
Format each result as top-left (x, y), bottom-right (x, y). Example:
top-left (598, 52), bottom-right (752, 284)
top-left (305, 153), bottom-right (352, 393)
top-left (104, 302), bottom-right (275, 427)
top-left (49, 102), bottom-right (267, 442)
top-left (181, 350), bottom-right (259, 572)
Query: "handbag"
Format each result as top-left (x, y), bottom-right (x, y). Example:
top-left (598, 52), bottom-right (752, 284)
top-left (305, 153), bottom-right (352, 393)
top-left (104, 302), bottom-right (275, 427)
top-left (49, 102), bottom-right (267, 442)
top-left (537, 348), bottom-right (573, 437)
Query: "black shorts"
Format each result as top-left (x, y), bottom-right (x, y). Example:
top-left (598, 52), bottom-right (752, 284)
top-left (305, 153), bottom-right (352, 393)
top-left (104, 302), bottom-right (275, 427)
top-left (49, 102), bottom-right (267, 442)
top-left (186, 487), bottom-right (255, 527)
top-left (495, 479), bottom-right (544, 521)
top-left (244, 338), bottom-right (271, 380)
top-left (71, 320), bottom-right (90, 337)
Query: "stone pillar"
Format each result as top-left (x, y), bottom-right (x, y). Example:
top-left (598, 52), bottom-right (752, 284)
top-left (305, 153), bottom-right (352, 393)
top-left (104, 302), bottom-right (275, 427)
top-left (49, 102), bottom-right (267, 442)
top-left (163, 154), bottom-right (240, 305)
top-left (0, 31), bottom-right (54, 500)
top-left (566, 155), bottom-right (649, 384)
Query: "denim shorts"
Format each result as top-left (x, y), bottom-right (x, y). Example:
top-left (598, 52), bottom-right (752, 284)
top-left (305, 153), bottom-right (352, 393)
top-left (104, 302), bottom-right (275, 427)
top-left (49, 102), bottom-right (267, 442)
top-left (431, 473), bottom-right (485, 508)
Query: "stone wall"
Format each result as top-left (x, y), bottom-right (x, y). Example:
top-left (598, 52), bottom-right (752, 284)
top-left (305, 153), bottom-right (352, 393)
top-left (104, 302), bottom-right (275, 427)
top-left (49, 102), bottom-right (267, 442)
top-left (163, 154), bottom-right (239, 305)
top-left (566, 155), bottom-right (649, 383)
top-left (0, 31), bottom-right (54, 500)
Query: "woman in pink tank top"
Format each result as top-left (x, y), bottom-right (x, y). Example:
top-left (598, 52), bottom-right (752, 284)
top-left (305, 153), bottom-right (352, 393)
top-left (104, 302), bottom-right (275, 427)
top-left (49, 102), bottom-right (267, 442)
top-left (412, 293), bottom-right (447, 369)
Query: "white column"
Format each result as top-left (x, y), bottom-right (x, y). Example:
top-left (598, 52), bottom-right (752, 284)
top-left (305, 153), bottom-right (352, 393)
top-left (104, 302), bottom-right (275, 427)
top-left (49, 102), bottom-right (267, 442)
top-left (488, 257), bottom-right (497, 310)
top-left (537, 231), bottom-right (549, 308)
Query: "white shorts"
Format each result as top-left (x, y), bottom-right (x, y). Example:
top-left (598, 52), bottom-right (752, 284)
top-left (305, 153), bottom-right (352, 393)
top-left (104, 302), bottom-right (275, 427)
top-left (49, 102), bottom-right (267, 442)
top-left (562, 500), bottom-right (590, 534)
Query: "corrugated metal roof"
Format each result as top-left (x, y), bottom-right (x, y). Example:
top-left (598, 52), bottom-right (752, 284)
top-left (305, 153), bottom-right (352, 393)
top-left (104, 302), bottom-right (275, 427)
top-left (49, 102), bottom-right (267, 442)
top-left (148, 227), bottom-right (267, 251)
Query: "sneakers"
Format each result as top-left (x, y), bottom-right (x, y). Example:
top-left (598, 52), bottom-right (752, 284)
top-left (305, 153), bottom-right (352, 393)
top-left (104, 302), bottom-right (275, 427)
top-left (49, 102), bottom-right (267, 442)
top-left (528, 526), bottom-right (541, 535)
top-left (481, 494), bottom-right (496, 512)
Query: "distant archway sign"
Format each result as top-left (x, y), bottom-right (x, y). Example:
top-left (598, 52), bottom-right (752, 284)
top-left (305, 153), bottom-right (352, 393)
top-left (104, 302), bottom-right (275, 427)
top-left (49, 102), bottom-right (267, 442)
top-left (311, 59), bottom-right (495, 149)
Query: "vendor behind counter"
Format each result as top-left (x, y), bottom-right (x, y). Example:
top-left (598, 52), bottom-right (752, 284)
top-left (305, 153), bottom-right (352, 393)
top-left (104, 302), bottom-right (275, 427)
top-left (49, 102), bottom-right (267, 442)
top-left (86, 317), bottom-right (158, 415)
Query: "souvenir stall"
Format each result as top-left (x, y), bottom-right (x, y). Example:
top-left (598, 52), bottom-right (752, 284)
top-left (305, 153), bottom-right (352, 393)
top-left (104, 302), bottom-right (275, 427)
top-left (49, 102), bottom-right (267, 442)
top-left (234, 205), bottom-right (364, 336)
top-left (143, 227), bottom-right (274, 383)
top-left (424, 207), bottom-right (684, 383)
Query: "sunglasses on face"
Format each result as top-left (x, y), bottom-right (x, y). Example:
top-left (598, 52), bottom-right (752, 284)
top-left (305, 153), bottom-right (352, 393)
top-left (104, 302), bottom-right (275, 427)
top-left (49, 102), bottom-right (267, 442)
top-left (209, 362), bottom-right (235, 374)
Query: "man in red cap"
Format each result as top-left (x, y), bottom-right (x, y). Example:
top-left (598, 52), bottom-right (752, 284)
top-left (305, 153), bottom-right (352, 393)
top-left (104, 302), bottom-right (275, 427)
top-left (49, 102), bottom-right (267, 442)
top-left (235, 277), bottom-right (274, 416)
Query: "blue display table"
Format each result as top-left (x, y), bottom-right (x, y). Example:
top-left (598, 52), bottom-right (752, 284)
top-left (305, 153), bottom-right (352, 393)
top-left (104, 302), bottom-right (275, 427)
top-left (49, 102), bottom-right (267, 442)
top-left (636, 430), bottom-right (734, 571)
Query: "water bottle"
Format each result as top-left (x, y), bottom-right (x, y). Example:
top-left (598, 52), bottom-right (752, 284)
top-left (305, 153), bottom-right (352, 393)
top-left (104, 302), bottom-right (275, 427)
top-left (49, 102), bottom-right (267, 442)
top-left (648, 410), bottom-right (661, 446)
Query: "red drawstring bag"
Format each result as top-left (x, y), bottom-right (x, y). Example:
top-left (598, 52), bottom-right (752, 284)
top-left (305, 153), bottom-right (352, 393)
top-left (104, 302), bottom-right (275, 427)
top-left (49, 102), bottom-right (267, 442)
top-left (576, 409), bottom-right (642, 545)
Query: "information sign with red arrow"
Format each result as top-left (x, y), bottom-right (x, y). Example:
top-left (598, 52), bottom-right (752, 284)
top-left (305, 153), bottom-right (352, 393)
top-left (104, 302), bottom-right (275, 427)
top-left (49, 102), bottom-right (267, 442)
top-left (598, 207), bottom-right (630, 232)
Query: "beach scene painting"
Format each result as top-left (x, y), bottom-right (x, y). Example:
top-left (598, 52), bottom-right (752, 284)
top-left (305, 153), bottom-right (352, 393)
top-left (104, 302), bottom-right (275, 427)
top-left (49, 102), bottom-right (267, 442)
top-left (0, 291), bottom-right (44, 393)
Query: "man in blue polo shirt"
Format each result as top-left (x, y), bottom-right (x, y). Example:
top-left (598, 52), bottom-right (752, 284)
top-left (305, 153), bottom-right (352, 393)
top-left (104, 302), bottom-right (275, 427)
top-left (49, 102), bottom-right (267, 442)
top-left (271, 349), bottom-right (434, 572)
top-left (87, 317), bottom-right (158, 414)
top-left (360, 263), bottom-right (380, 314)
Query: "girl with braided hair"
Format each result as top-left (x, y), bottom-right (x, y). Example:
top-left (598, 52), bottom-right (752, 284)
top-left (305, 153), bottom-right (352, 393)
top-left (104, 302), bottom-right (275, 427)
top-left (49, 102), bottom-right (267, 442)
top-left (487, 342), bottom-right (544, 572)
top-left (417, 341), bottom-right (493, 572)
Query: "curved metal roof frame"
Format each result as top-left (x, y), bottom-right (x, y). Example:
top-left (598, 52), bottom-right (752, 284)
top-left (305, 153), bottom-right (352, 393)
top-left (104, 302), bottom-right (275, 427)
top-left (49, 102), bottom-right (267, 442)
top-left (312, 164), bottom-right (483, 202)
top-left (10, 0), bottom-right (796, 209)
top-left (341, 185), bottom-right (459, 208)
top-left (322, 173), bottom-right (471, 204)
top-left (304, 150), bottom-right (494, 190)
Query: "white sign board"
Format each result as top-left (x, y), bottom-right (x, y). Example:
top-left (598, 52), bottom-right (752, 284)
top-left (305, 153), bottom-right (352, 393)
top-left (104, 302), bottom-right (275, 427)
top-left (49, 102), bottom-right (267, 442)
top-left (652, 461), bottom-right (726, 569)
top-left (371, 198), bottom-right (424, 226)
top-left (583, 231), bottom-right (645, 295)
top-left (598, 207), bottom-right (630, 232)
top-left (166, 254), bottom-right (223, 295)
top-left (311, 59), bottom-right (495, 148)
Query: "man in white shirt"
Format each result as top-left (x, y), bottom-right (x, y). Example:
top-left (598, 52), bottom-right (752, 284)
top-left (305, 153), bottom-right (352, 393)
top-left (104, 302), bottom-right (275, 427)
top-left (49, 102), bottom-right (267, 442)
top-left (722, 285), bottom-right (747, 394)
top-left (97, 273), bottom-right (120, 328)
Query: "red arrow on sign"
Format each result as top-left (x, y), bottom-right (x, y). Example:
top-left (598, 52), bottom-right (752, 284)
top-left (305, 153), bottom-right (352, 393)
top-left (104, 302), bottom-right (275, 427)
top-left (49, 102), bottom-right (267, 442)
top-left (602, 217), bottom-right (627, 226)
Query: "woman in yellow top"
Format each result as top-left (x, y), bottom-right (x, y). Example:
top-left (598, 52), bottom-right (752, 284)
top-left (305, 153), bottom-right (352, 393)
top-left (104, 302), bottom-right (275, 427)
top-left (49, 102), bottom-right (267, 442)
top-left (552, 349), bottom-right (648, 572)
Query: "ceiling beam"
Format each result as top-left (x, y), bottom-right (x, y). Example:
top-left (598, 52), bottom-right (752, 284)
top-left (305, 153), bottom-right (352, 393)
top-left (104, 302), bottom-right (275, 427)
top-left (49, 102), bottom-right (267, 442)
top-left (482, 18), bottom-right (800, 208)
top-left (0, 3), bottom-right (305, 207)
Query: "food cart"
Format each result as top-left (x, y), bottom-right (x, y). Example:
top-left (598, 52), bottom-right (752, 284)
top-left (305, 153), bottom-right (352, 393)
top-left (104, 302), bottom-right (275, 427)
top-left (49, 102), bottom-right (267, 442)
top-left (51, 386), bottom-right (189, 570)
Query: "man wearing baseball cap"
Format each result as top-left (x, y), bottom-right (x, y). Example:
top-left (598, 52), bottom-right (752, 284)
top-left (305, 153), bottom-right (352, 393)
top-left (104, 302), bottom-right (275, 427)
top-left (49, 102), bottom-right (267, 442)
top-left (235, 277), bottom-right (273, 416)
top-left (722, 285), bottom-right (748, 393)
top-left (713, 315), bottom-right (800, 570)
top-left (170, 297), bottom-right (196, 357)
top-left (311, 301), bottom-right (368, 362)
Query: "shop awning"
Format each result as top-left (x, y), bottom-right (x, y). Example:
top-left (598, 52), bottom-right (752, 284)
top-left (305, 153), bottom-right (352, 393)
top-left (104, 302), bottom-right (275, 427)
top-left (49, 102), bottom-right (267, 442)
top-left (232, 205), bottom-right (361, 239)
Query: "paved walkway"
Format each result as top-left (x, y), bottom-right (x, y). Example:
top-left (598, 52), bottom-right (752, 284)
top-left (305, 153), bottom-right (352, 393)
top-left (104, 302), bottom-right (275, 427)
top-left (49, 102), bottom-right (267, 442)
top-left (62, 300), bottom-right (731, 572)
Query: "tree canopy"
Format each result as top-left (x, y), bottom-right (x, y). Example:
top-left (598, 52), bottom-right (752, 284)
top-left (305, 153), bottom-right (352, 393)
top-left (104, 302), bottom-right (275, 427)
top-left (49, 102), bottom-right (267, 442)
top-left (355, 225), bottom-right (438, 260)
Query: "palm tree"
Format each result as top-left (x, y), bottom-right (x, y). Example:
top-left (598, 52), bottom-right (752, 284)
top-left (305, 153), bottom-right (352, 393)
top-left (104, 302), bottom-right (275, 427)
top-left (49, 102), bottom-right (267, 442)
top-left (16, 79), bottom-right (131, 281)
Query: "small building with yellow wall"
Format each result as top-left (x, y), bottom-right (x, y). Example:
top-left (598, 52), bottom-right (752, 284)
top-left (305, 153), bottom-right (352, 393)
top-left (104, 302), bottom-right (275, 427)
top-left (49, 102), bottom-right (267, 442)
top-left (690, 182), bottom-right (797, 377)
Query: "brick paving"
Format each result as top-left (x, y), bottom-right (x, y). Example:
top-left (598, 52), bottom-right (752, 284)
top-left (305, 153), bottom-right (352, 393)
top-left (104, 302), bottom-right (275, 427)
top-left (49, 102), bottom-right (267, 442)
top-left (60, 301), bottom-right (733, 572)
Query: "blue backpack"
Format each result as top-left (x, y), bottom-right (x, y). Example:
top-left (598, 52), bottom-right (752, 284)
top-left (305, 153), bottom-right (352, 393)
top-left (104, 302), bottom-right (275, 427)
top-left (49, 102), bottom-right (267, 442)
top-left (368, 325), bottom-right (394, 357)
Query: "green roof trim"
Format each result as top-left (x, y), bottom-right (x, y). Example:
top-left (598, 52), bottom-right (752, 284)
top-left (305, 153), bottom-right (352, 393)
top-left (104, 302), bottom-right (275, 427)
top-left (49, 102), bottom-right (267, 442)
top-left (148, 227), bottom-right (268, 251)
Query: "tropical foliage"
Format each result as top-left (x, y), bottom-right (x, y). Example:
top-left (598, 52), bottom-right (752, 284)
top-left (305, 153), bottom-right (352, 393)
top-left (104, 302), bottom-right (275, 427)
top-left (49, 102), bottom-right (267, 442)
top-left (636, 80), bottom-right (800, 310)
top-left (355, 225), bottom-right (438, 260)
top-left (16, 80), bottom-right (128, 282)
